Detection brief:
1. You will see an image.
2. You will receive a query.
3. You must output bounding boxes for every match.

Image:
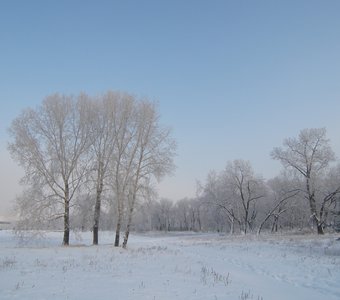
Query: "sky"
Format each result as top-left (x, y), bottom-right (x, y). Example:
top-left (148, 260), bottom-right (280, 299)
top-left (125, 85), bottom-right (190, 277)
top-left (1, 0), bottom-right (340, 218)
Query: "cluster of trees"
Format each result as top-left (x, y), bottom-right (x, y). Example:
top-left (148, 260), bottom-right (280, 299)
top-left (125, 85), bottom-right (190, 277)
top-left (127, 128), bottom-right (340, 235)
top-left (8, 92), bottom-right (176, 246)
top-left (70, 128), bottom-right (340, 236)
top-left (8, 93), bottom-right (340, 244)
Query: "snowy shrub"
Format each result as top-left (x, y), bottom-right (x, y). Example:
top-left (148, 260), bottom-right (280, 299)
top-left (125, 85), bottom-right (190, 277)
top-left (200, 266), bottom-right (230, 287)
top-left (239, 290), bottom-right (264, 300)
top-left (0, 256), bottom-right (17, 270)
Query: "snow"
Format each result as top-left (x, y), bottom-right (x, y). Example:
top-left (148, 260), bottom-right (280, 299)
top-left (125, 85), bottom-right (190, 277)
top-left (0, 230), bottom-right (339, 299)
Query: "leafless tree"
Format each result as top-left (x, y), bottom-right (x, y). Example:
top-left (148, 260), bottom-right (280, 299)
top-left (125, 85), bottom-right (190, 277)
top-left (271, 128), bottom-right (337, 234)
top-left (8, 94), bottom-right (93, 245)
top-left (122, 101), bottom-right (176, 248)
top-left (198, 161), bottom-right (265, 234)
top-left (223, 160), bottom-right (266, 234)
top-left (317, 163), bottom-right (340, 229)
top-left (199, 171), bottom-right (240, 234)
top-left (110, 93), bottom-right (139, 247)
top-left (88, 92), bottom-right (119, 245)
top-left (257, 174), bottom-right (300, 235)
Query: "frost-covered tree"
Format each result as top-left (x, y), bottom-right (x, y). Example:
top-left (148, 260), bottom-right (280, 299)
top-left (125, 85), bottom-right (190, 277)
top-left (318, 163), bottom-right (340, 230)
top-left (333, 193), bottom-right (340, 232)
top-left (8, 94), bottom-right (93, 245)
top-left (122, 101), bottom-right (176, 248)
top-left (223, 160), bottom-right (266, 234)
top-left (271, 128), bottom-right (337, 234)
top-left (88, 92), bottom-right (119, 245)
top-left (8, 92), bottom-right (176, 246)
top-left (257, 174), bottom-right (300, 234)
top-left (198, 160), bottom-right (265, 234)
top-left (110, 94), bottom-right (139, 247)
top-left (199, 170), bottom-right (239, 233)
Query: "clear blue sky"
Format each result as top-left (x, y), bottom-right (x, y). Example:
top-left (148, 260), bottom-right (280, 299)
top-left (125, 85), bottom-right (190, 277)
top-left (1, 0), bottom-right (340, 217)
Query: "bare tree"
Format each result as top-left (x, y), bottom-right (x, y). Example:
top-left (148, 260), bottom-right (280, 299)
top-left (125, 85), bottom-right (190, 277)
top-left (317, 163), bottom-right (340, 229)
top-left (122, 101), bottom-right (176, 248)
top-left (89, 92), bottom-right (118, 245)
top-left (199, 171), bottom-right (240, 234)
top-left (111, 93), bottom-right (139, 247)
top-left (271, 128), bottom-right (336, 234)
top-left (257, 175), bottom-right (299, 235)
top-left (8, 94), bottom-right (92, 245)
top-left (198, 161), bottom-right (265, 234)
top-left (224, 160), bottom-right (266, 234)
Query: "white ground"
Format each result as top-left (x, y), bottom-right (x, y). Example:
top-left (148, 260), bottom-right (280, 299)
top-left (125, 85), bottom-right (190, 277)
top-left (0, 230), bottom-right (339, 300)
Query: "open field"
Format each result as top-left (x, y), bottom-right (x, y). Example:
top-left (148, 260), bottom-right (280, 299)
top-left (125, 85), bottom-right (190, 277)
top-left (0, 230), bottom-right (339, 299)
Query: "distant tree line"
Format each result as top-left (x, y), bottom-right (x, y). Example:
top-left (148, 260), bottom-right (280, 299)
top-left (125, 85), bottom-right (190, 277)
top-left (126, 128), bottom-right (340, 235)
top-left (8, 93), bottom-right (340, 245)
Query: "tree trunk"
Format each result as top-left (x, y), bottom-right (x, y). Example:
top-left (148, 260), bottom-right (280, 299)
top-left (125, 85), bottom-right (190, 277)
top-left (114, 201), bottom-right (122, 247)
top-left (317, 223), bottom-right (324, 234)
top-left (197, 209), bottom-right (202, 231)
top-left (114, 189), bottom-right (124, 247)
top-left (63, 198), bottom-right (70, 246)
top-left (114, 220), bottom-right (121, 247)
top-left (92, 195), bottom-right (101, 245)
top-left (244, 212), bottom-right (248, 234)
top-left (122, 227), bottom-right (130, 249)
top-left (230, 217), bottom-right (234, 235)
top-left (257, 218), bottom-right (267, 235)
top-left (93, 221), bottom-right (99, 245)
top-left (306, 177), bottom-right (323, 234)
top-left (271, 215), bottom-right (278, 233)
top-left (93, 178), bottom-right (103, 245)
top-left (122, 206), bottom-right (134, 249)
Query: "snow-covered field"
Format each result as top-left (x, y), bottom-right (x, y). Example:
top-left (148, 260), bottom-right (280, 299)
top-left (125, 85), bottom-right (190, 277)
top-left (0, 230), bottom-right (339, 300)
